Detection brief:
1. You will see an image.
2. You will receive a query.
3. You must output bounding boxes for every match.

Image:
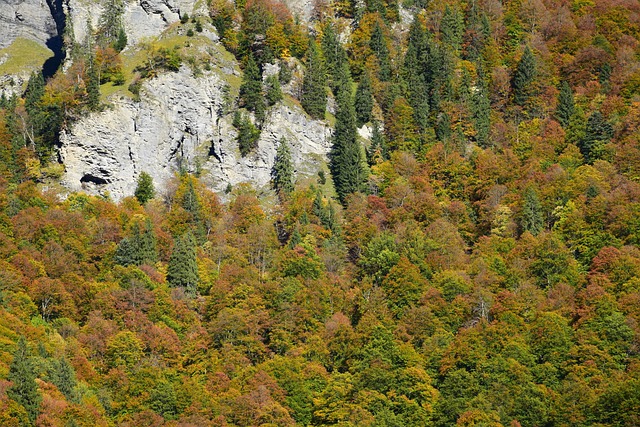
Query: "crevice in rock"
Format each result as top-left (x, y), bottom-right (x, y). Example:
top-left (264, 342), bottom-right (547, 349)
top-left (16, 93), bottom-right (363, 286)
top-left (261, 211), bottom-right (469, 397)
top-left (42, 0), bottom-right (66, 79)
top-left (80, 174), bottom-right (108, 185)
top-left (208, 141), bottom-right (221, 162)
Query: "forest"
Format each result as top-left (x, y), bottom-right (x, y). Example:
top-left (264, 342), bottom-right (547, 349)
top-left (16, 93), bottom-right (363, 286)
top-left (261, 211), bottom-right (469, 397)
top-left (0, 0), bottom-right (640, 424)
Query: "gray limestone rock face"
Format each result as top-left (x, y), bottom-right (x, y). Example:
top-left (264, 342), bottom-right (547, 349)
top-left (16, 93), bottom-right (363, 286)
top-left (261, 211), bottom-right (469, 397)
top-left (0, 0), bottom-right (58, 49)
top-left (59, 66), bottom-right (331, 201)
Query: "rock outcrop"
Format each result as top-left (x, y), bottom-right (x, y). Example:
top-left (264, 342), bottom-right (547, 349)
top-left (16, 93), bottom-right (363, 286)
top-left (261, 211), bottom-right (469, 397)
top-left (0, 0), bottom-right (59, 49)
top-left (59, 66), bottom-right (331, 201)
top-left (1, 0), bottom-right (335, 200)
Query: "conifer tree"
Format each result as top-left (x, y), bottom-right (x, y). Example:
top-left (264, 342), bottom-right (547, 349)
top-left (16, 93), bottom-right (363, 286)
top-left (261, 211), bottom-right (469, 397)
top-left (139, 219), bottom-right (159, 265)
top-left (134, 171), bottom-right (155, 204)
top-left (369, 22), bottom-right (391, 81)
top-left (522, 187), bottom-right (543, 235)
top-left (98, 0), bottom-right (125, 48)
top-left (7, 337), bottom-right (41, 425)
top-left (87, 60), bottom-right (101, 111)
top-left (556, 81), bottom-right (575, 128)
top-left (355, 70), bottom-right (374, 127)
top-left (329, 69), bottom-right (368, 204)
top-left (265, 75), bottom-right (283, 106)
top-left (51, 357), bottom-right (77, 401)
top-left (24, 72), bottom-right (44, 115)
top-left (234, 111), bottom-right (261, 156)
top-left (579, 111), bottom-right (613, 164)
top-left (441, 5), bottom-right (464, 53)
top-left (167, 232), bottom-right (199, 296)
top-left (473, 69), bottom-right (491, 147)
top-left (239, 54), bottom-right (266, 123)
top-left (512, 46), bottom-right (536, 106)
top-left (113, 26), bottom-right (128, 52)
top-left (322, 22), bottom-right (349, 91)
top-left (114, 220), bottom-right (158, 266)
top-left (403, 16), bottom-right (431, 139)
top-left (272, 137), bottom-right (294, 196)
top-left (301, 40), bottom-right (327, 120)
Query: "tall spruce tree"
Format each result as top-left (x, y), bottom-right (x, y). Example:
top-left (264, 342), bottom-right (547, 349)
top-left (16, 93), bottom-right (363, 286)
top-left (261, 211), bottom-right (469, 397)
top-left (473, 68), bottom-right (491, 147)
top-left (403, 16), bottom-right (431, 140)
top-left (239, 54), bottom-right (266, 123)
top-left (322, 22), bottom-right (349, 92)
top-left (329, 66), bottom-right (368, 204)
top-left (265, 75), bottom-right (283, 106)
top-left (556, 81), bottom-right (575, 128)
top-left (355, 70), bottom-right (374, 127)
top-left (7, 337), bottom-right (41, 425)
top-left (272, 137), bottom-right (294, 196)
top-left (87, 59), bottom-right (101, 111)
top-left (512, 46), bottom-right (536, 106)
top-left (24, 72), bottom-right (44, 115)
top-left (301, 40), bottom-right (327, 120)
top-left (167, 232), bottom-right (199, 296)
top-left (369, 22), bottom-right (391, 82)
top-left (441, 5), bottom-right (465, 53)
top-left (114, 219), bottom-right (158, 266)
top-left (579, 111), bottom-right (613, 164)
top-left (234, 111), bottom-right (261, 157)
top-left (51, 357), bottom-right (77, 402)
top-left (98, 0), bottom-right (126, 48)
top-left (521, 187), bottom-right (543, 235)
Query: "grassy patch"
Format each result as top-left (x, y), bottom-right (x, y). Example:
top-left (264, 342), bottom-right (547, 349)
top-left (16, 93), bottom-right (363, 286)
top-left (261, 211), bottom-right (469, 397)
top-left (100, 22), bottom-right (241, 101)
top-left (0, 38), bottom-right (53, 76)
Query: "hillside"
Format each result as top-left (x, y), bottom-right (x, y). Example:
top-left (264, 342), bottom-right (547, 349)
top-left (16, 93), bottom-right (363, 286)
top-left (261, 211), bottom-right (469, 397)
top-left (0, 0), bottom-right (639, 425)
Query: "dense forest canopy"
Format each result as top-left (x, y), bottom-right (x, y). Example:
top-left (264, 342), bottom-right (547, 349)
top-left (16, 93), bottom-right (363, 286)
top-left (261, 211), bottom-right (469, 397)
top-left (0, 0), bottom-right (640, 424)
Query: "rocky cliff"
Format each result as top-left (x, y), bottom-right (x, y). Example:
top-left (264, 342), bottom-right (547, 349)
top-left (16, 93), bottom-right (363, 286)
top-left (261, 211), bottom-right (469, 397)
top-left (0, 0), bottom-right (334, 200)
top-left (59, 65), bottom-right (332, 201)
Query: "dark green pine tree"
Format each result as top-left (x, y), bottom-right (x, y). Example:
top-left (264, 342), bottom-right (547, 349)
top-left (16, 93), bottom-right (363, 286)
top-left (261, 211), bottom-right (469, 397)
top-left (441, 5), bottom-right (465, 53)
top-left (139, 219), bottom-right (159, 265)
top-left (98, 0), bottom-right (126, 47)
top-left (87, 59), bottom-right (101, 111)
top-left (7, 337), bottom-right (41, 425)
top-left (313, 190), bottom-right (331, 226)
top-left (24, 72), bottom-right (45, 115)
top-left (512, 46), bottom-right (536, 106)
top-left (321, 22), bottom-right (349, 92)
top-left (167, 232), bottom-right (199, 296)
top-left (134, 171), bottom-right (155, 204)
top-left (239, 54), bottom-right (266, 123)
top-left (114, 220), bottom-right (158, 266)
top-left (234, 111), bottom-right (261, 157)
top-left (301, 40), bottom-right (327, 120)
top-left (579, 111), bottom-right (613, 164)
top-left (521, 186), bottom-right (543, 236)
top-left (329, 68), bottom-right (369, 204)
top-left (369, 22), bottom-right (391, 82)
top-left (403, 16), bottom-right (431, 139)
top-left (355, 70), bottom-right (374, 127)
top-left (113, 26), bottom-right (128, 52)
top-left (51, 357), bottom-right (77, 402)
top-left (114, 236), bottom-right (137, 266)
top-left (555, 81), bottom-right (575, 128)
top-left (272, 137), bottom-right (294, 196)
top-left (265, 74), bottom-right (283, 106)
top-left (473, 69), bottom-right (491, 147)
top-left (436, 112), bottom-right (452, 142)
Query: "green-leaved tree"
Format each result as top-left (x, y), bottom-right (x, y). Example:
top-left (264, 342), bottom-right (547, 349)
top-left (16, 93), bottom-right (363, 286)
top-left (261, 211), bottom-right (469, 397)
top-left (134, 171), bottom-right (155, 204)
top-left (7, 337), bottom-right (41, 425)
top-left (167, 232), bottom-right (199, 296)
